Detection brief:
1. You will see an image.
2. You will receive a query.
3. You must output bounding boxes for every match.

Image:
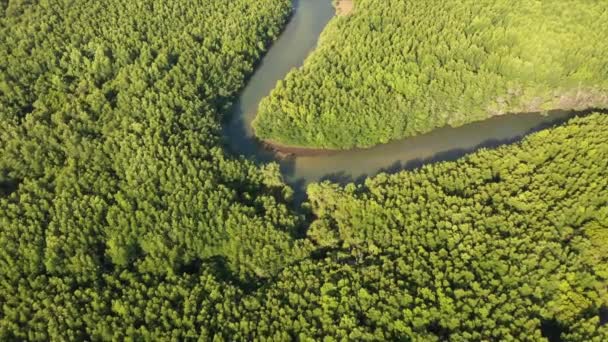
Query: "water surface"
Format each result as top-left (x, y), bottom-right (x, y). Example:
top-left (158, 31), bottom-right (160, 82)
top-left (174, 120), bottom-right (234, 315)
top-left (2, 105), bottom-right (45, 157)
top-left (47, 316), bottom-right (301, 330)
top-left (224, 0), bottom-right (577, 199)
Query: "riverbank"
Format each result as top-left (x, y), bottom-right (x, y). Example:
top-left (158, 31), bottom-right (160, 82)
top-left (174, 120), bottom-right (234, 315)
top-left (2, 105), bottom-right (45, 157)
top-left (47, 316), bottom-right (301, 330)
top-left (223, 1), bottom-right (604, 199)
top-left (335, 0), bottom-right (354, 16)
top-left (262, 139), bottom-right (339, 158)
top-left (258, 107), bottom-right (607, 158)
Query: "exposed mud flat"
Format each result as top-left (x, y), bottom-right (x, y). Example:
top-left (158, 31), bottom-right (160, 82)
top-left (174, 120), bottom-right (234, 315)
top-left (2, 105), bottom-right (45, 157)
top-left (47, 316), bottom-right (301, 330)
top-left (335, 0), bottom-right (354, 16)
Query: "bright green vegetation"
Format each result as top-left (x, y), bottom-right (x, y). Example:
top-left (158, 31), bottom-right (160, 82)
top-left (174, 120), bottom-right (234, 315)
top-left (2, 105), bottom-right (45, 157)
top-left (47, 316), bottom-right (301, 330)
top-left (1, 0), bottom-right (608, 341)
top-left (299, 113), bottom-right (608, 340)
top-left (253, 0), bottom-right (608, 149)
top-left (0, 0), bottom-right (308, 338)
top-left (0, 0), bottom-right (304, 282)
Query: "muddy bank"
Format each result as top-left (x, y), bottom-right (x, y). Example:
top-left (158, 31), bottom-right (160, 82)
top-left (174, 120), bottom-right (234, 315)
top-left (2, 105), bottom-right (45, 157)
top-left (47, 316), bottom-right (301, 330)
top-left (260, 107), bottom-right (607, 158)
top-left (335, 0), bottom-right (354, 16)
top-left (262, 139), bottom-right (339, 158)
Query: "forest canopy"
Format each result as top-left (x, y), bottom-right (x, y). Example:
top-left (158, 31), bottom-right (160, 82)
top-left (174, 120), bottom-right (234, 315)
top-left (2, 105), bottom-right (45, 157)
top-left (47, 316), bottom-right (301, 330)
top-left (297, 113), bottom-right (608, 341)
top-left (253, 0), bottom-right (608, 149)
top-left (0, 1), bottom-right (309, 337)
top-left (0, 0), bottom-right (607, 340)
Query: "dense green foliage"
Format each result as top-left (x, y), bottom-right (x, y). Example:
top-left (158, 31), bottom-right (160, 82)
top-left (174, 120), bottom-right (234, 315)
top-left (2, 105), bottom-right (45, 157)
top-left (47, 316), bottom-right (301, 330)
top-left (0, 0), bottom-right (305, 282)
top-left (298, 113), bottom-right (608, 340)
top-left (1, 0), bottom-right (607, 340)
top-left (0, 1), bottom-right (307, 338)
top-left (253, 0), bottom-right (608, 148)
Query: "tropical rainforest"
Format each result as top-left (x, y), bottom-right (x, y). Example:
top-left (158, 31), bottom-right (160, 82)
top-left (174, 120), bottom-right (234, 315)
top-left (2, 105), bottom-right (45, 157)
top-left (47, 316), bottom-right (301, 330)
top-left (1, 0), bottom-right (607, 341)
top-left (253, 0), bottom-right (608, 149)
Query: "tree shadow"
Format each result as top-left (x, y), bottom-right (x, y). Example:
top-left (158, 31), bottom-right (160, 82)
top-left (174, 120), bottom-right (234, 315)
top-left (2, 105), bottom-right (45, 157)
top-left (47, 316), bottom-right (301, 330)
top-left (541, 319), bottom-right (564, 342)
top-left (289, 177), bottom-right (309, 206)
top-left (0, 176), bottom-right (20, 197)
top-left (194, 255), bottom-right (260, 292)
top-left (319, 171), bottom-right (368, 187)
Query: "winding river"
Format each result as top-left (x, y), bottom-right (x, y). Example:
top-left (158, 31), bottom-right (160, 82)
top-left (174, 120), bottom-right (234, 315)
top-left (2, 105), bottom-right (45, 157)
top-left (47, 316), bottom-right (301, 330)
top-left (223, 0), bottom-right (576, 200)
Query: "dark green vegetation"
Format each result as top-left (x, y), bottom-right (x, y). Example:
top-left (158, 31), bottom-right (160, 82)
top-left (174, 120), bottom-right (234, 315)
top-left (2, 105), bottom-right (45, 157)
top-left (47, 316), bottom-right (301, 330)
top-left (0, 0), bottom-right (307, 338)
top-left (301, 113), bottom-right (608, 340)
top-left (0, 0), bottom-right (305, 281)
top-left (1, 0), bottom-right (607, 341)
top-left (253, 0), bottom-right (608, 149)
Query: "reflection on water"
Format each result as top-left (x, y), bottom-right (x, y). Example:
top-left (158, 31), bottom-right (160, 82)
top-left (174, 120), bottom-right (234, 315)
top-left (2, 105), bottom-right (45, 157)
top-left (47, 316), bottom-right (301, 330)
top-left (223, 0), bottom-right (579, 201)
top-left (287, 110), bottom-right (574, 180)
top-left (223, 0), bottom-right (335, 162)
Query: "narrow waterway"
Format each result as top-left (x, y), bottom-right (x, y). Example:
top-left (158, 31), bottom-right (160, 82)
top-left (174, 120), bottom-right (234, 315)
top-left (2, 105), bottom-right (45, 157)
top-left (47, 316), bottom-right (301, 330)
top-left (223, 0), bottom-right (577, 200)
